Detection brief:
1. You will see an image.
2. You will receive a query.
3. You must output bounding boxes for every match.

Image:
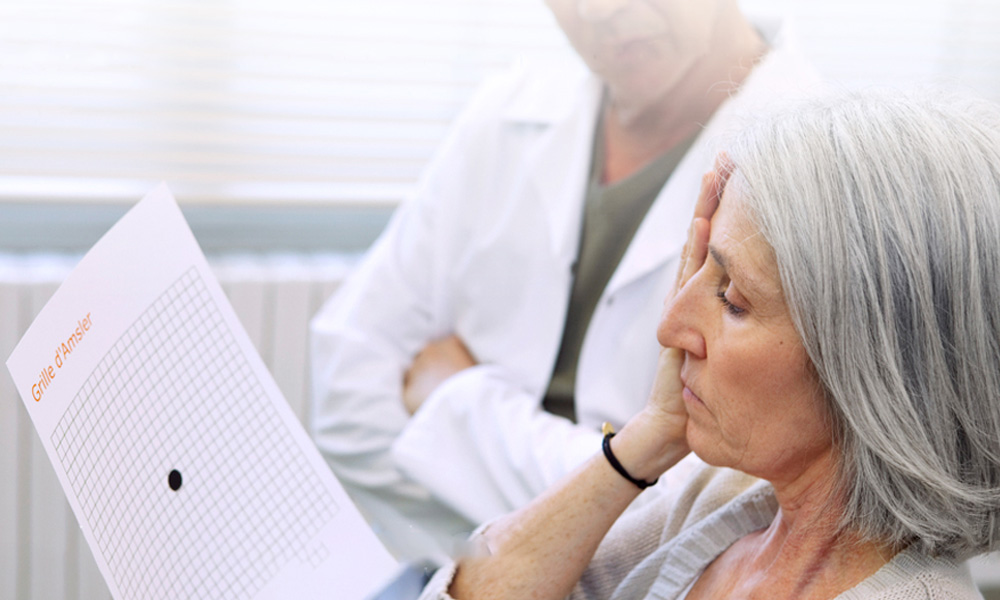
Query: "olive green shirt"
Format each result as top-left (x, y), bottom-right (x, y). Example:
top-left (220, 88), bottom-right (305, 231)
top-left (542, 115), bottom-right (697, 422)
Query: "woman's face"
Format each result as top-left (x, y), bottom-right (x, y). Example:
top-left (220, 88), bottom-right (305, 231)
top-left (544, 0), bottom-right (720, 110)
top-left (657, 176), bottom-right (834, 485)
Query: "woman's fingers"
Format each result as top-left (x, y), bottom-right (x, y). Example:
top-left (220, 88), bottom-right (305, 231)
top-left (693, 152), bottom-right (733, 221)
top-left (674, 157), bottom-right (730, 292)
top-left (672, 173), bottom-right (712, 292)
top-left (651, 347), bottom-right (685, 413)
top-left (679, 217), bottom-right (710, 288)
top-left (613, 347), bottom-right (691, 481)
top-left (693, 170), bottom-right (720, 222)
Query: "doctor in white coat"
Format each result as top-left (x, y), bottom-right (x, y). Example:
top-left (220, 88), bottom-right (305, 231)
top-left (310, 0), bottom-right (822, 563)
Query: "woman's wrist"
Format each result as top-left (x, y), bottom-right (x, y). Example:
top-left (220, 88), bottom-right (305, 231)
top-left (608, 416), bottom-right (689, 484)
top-left (602, 430), bottom-right (658, 489)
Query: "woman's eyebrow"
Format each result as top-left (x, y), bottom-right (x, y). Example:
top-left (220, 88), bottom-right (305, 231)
top-left (708, 244), bottom-right (730, 272)
top-left (708, 243), bottom-right (769, 300)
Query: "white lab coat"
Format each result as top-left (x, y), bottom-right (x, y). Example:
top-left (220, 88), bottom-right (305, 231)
top-left (310, 24), bottom-right (821, 563)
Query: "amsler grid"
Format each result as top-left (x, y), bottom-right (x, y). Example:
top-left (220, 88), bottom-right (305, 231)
top-left (51, 268), bottom-right (337, 600)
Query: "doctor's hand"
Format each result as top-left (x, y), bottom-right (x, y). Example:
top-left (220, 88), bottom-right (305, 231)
top-left (402, 335), bottom-right (477, 415)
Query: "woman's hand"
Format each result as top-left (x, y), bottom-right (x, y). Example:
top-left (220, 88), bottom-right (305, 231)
top-left (674, 153), bottom-right (732, 296)
top-left (612, 155), bottom-right (733, 482)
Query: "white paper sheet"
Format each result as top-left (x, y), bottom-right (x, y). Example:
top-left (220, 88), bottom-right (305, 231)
top-left (5, 185), bottom-right (398, 600)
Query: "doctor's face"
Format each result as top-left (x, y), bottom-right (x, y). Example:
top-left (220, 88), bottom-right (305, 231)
top-left (545, 0), bottom-right (722, 107)
top-left (657, 177), bottom-right (834, 487)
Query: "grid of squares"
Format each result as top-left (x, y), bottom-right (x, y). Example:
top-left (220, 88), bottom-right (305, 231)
top-left (51, 268), bottom-right (338, 600)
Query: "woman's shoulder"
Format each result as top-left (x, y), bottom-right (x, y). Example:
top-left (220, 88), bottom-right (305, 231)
top-left (836, 548), bottom-right (983, 600)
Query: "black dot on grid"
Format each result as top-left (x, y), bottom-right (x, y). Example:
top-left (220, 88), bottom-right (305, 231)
top-left (168, 469), bottom-right (182, 491)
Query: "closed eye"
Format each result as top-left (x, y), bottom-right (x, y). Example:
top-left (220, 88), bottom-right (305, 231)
top-left (716, 288), bottom-right (747, 316)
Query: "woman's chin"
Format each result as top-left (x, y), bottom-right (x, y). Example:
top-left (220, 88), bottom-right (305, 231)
top-left (684, 424), bottom-right (732, 469)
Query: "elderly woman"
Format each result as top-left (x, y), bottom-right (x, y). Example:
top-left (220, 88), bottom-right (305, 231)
top-left (417, 90), bottom-right (1000, 600)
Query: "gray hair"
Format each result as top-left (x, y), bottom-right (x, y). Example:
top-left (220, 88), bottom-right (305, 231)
top-left (726, 90), bottom-right (1000, 559)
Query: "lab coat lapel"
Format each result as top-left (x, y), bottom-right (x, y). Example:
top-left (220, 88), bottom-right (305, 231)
top-left (502, 61), bottom-right (604, 264)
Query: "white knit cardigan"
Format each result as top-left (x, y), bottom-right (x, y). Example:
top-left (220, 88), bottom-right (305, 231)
top-left (418, 461), bottom-right (982, 600)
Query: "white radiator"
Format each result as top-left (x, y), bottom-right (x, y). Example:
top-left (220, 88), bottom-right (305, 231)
top-left (0, 253), bottom-right (356, 600)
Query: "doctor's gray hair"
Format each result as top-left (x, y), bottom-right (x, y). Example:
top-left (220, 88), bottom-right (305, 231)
top-left (726, 90), bottom-right (1000, 559)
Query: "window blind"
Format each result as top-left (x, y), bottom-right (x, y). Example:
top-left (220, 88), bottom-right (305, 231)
top-left (2, 0), bottom-right (999, 208)
top-left (0, 0), bottom-right (571, 206)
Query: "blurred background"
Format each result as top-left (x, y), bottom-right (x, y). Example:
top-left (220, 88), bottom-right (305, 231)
top-left (1, 0), bottom-right (999, 598)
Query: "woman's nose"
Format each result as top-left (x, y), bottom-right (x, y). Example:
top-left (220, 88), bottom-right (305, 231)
top-left (576, 0), bottom-right (631, 22)
top-left (657, 280), bottom-right (707, 359)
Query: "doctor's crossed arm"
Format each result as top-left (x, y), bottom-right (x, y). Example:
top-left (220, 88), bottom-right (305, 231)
top-left (402, 335), bottom-right (477, 415)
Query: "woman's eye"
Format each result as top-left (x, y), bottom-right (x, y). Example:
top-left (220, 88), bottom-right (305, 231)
top-left (716, 288), bottom-right (747, 316)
